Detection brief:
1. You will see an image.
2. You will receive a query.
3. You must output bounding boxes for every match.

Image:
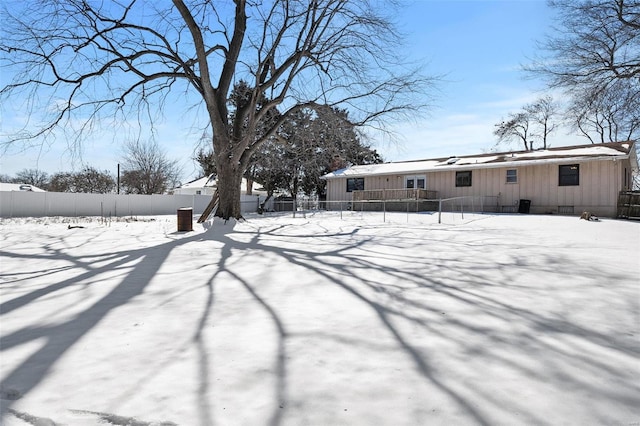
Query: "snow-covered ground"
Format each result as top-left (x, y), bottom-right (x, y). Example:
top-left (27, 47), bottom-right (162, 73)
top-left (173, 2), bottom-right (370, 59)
top-left (1, 211), bottom-right (638, 426)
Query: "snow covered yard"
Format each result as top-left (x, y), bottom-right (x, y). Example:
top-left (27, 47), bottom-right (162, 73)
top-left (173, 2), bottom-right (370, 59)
top-left (0, 212), bottom-right (638, 426)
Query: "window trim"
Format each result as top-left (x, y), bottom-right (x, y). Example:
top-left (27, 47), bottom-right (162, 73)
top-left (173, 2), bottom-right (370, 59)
top-left (346, 177), bottom-right (365, 192)
top-left (506, 169), bottom-right (518, 184)
top-left (558, 164), bottom-right (580, 186)
top-left (455, 171), bottom-right (472, 187)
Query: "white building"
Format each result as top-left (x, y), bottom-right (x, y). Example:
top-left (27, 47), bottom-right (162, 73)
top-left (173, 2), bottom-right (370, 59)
top-left (172, 174), bottom-right (267, 197)
top-left (0, 183), bottom-right (46, 192)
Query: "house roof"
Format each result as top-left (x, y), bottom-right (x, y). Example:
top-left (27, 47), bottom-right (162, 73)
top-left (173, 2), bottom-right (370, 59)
top-left (0, 183), bottom-right (46, 192)
top-left (174, 174), bottom-right (266, 194)
top-left (177, 174), bottom-right (217, 189)
top-left (322, 141), bottom-right (638, 179)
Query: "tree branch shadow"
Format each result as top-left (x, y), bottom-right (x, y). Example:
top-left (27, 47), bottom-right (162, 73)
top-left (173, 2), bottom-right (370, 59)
top-left (1, 215), bottom-right (638, 425)
top-left (0, 225), bottom-right (221, 422)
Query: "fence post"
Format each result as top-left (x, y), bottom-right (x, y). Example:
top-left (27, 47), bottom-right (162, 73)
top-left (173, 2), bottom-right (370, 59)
top-left (438, 199), bottom-right (442, 224)
top-left (383, 198), bottom-right (386, 223)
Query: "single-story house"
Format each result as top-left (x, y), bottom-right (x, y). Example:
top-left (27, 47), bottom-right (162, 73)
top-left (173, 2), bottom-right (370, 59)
top-left (322, 141), bottom-right (638, 217)
top-left (172, 175), bottom-right (266, 196)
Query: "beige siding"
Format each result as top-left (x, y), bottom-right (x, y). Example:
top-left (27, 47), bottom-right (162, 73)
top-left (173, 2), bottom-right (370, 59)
top-left (326, 157), bottom-right (628, 216)
top-left (425, 161), bottom-right (620, 216)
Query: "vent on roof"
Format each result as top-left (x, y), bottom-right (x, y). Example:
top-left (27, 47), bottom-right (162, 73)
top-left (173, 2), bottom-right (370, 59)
top-left (446, 157), bottom-right (460, 164)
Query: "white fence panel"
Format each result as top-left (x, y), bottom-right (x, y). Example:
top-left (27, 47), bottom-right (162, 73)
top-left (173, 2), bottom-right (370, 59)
top-left (0, 191), bottom-right (273, 218)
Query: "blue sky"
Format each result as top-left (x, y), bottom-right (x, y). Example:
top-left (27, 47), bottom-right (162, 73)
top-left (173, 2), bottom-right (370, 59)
top-left (1, 0), bottom-right (580, 183)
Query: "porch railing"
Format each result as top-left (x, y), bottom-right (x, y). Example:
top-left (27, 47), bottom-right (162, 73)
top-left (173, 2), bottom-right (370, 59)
top-left (352, 188), bottom-right (438, 201)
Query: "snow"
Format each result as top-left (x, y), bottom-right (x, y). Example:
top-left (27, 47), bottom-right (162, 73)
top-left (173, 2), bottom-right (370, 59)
top-left (0, 184), bottom-right (46, 193)
top-left (1, 212), bottom-right (639, 425)
top-left (178, 175), bottom-right (217, 189)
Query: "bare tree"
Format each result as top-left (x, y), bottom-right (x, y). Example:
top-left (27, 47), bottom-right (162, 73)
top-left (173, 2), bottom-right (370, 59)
top-left (530, 0), bottom-right (639, 91)
top-left (525, 95), bottom-right (558, 149)
top-left (120, 140), bottom-right (181, 195)
top-left (494, 112), bottom-right (533, 151)
top-left (49, 167), bottom-right (115, 193)
top-left (1, 0), bottom-right (435, 219)
top-left (528, 0), bottom-right (639, 143)
top-left (495, 95), bottom-right (560, 151)
top-left (13, 169), bottom-right (49, 189)
top-left (566, 82), bottom-right (640, 143)
top-left (0, 174), bottom-right (14, 183)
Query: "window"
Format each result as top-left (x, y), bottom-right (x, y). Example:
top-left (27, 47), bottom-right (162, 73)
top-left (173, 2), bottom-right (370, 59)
top-left (506, 169), bottom-right (517, 184)
top-left (405, 175), bottom-right (426, 189)
top-left (196, 190), bottom-right (202, 195)
top-left (559, 164), bottom-right (579, 186)
top-left (456, 171), bottom-right (472, 187)
top-left (346, 177), bottom-right (364, 192)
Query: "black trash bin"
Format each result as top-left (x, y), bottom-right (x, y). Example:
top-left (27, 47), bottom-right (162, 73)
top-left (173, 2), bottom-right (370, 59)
top-left (518, 199), bottom-right (531, 214)
top-left (177, 207), bottom-right (193, 231)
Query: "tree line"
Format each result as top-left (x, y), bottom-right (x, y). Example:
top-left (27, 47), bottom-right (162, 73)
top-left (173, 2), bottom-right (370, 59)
top-left (1, 140), bottom-right (181, 194)
top-left (3, 95), bottom-right (381, 197)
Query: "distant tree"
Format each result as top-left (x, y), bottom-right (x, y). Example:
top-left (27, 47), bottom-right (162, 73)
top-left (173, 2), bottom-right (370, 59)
top-left (247, 106), bottom-right (383, 202)
top-left (297, 106), bottom-right (383, 197)
top-left (48, 172), bottom-right (74, 192)
top-left (194, 147), bottom-right (217, 178)
top-left (525, 95), bottom-right (558, 149)
top-left (14, 169), bottom-right (49, 189)
top-left (566, 82), bottom-right (640, 143)
top-left (0, 174), bottom-right (15, 183)
top-left (495, 95), bottom-right (560, 151)
top-left (50, 167), bottom-right (115, 193)
top-left (494, 112), bottom-right (533, 151)
top-left (120, 140), bottom-right (181, 195)
top-left (247, 139), bottom-right (291, 208)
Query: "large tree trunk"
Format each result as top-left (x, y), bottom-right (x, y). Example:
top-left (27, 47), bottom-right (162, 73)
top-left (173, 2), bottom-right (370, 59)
top-left (214, 154), bottom-right (244, 220)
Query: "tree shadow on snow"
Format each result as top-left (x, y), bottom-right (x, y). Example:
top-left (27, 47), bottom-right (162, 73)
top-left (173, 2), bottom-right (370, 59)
top-left (0, 224), bottom-right (228, 424)
top-left (1, 215), bottom-right (638, 425)
top-left (206, 217), bottom-right (639, 425)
